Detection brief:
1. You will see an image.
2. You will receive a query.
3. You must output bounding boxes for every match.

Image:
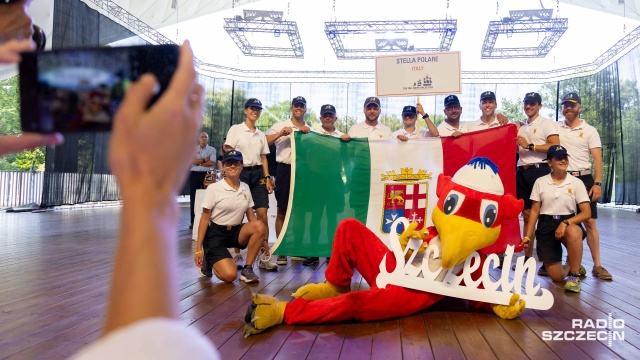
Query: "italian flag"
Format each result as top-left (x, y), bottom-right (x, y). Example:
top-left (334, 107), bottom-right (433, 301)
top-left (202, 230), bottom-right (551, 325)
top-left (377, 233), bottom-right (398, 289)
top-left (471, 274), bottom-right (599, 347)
top-left (272, 125), bottom-right (519, 257)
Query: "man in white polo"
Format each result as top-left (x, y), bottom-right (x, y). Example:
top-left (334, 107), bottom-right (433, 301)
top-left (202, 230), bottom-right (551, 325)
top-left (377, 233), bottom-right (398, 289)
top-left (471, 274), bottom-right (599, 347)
top-left (437, 95), bottom-right (468, 137)
top-left (556, 92), bottom-right (612, 281)
top-left (347, 96), bottom-right (392, 139)
top-left (467, 91), bottom-right (510, 133)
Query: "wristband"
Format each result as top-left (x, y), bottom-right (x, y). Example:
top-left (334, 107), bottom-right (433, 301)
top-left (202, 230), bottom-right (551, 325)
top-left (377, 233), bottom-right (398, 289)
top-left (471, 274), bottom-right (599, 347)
top-left (194, 250), bottom-right (203, 255)
top-left (264, 175), bottom-right (271, 179)
top-left (523, 236), bottom-right (531, 242)
top-left (422, 113), bottom-right (429, 120)
top-left (533, 144), bottom-right (537, 152)
top-left (594, 182), bottom-right (602, 186)
top-left (562, 220), bottom-right (570, 226)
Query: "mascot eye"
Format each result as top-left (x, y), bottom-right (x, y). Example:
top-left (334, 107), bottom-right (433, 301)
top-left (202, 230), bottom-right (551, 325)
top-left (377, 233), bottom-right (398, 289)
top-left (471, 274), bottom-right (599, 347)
top-left (480, 200), bottom-right (499, 228)
top-left (443, 190), bottom-right (466, 215)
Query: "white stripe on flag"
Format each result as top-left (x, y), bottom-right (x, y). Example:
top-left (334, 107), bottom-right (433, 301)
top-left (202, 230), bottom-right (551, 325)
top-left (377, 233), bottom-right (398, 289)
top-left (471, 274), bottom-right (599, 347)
top-left (366, 138), bottom-right (444, 248)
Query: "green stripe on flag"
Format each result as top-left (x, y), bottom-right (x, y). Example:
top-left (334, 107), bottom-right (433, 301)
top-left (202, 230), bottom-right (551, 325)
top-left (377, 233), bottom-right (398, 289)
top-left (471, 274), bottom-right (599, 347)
top-left (274, 132), bottom-right (371, 257)
top-left (273, 132), bottom-right (444, 257)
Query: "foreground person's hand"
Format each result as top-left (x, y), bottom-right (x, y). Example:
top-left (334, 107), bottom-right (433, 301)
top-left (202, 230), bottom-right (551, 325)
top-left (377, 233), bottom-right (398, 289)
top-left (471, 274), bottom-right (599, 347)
top-left (108, 41), bottom-right (204, 197)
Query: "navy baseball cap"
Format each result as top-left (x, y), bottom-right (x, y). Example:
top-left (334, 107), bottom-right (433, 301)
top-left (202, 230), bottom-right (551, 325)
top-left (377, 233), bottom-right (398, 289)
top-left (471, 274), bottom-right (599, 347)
top-left (364, 96), bottom-right (381, 107)
top-left (546, 145), bottom-right (569, 160)
top-left (222, 150), bottom-right (243, 163)
top-left (480, 91), bottom-right (496, 101)
top-left (444, 95), bottom-right (460, 107)
top-left (320, 104), bottom-right (336, 115)
top-left (244, 98), bottom-right (263, 109)
top-left (523, 92), bottom-right (542, 104)
top-left (292, 96), bottom-right (306, 106)
top-left (561, 92), bottom-right (581, 104)
top-left (402, 105), bottom-right (417, 116)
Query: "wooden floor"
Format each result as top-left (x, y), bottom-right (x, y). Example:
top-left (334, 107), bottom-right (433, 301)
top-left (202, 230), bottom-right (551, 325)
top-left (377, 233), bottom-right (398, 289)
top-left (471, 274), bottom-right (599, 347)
top-left (0, 205), bottom-right (639, 359)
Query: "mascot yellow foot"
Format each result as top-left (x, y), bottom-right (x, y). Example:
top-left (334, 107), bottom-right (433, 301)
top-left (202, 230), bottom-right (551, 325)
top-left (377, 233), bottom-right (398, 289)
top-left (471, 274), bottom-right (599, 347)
top-left (492, 293), bottom-right (526, 320)
top-left (292, 281), bottom-right (350, 300)
top-left (244, 293), bottom-right (287, 338)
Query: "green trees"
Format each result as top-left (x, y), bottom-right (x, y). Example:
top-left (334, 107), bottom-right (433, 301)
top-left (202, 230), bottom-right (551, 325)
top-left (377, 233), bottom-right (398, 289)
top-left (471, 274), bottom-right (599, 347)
top-left (0, 75), bottom-right (46, 171)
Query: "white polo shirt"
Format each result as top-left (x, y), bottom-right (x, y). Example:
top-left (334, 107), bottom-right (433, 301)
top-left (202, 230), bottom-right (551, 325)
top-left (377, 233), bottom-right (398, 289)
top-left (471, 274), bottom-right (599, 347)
top-left (191, 145), bottom-right (216, 172)
top-left (265, 119), bottom-right (307, 164)
top-left (391, 127), bottom-right (431, 138)
top-left (467, 116), bottom-right (502, 133)
top-left (437, 121), bottom-right (468, 137)
top-left (201, 180), bottom-right (254, 226)
top-left (315, 127), bottom-right (344, 137)
top-left (530, 174), bottom-right (590, 215)
top-left (556, 119), bottom-right (602, 172)
top-left (225, 122), bottom-right (270, 166)
top-left (348, 121), bottom-right (392, 139)
top-left (517, 115), bottom-right (558, 166)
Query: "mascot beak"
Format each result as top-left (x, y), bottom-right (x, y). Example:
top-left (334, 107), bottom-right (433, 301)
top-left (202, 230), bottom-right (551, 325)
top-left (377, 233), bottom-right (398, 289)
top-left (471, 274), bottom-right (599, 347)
top-left (433, 207), bottom-right (501, 269)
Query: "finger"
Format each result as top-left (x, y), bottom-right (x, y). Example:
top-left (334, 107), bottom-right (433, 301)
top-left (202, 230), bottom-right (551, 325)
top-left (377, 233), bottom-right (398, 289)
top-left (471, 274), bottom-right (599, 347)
top-left (0, 133), bottom-right (64, 156)
top-left (165, 41), bottom-right (197, 100)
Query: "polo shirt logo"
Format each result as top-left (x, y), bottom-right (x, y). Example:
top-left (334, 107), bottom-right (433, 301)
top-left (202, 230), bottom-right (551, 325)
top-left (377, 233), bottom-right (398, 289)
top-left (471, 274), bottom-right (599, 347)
top-left (579, 132), bottom-right (584, 137)
top-left (566, 188), bottom-right (573, 195)
top-left (533, 129), bottom-right (537, 133)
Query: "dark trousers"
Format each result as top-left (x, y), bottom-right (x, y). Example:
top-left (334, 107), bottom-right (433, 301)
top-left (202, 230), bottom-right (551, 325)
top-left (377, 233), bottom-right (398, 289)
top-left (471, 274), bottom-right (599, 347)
top-left (190, 171), bottom-right (207, 225)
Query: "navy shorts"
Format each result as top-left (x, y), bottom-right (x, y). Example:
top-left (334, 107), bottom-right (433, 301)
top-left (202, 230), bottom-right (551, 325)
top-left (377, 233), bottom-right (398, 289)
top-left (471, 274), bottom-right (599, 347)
top-left (516, 163), bottom-right (550, 210)
top-left (240, 165), bottom-right (269, 209)
top-left (535, 217), bottom-right (586, 263)
top-left (575, 174), bottom-right (598, 219)
top-left (203, 223), bottom-right (245, 265)
top-left (274, 163), bottom-right (291, 210)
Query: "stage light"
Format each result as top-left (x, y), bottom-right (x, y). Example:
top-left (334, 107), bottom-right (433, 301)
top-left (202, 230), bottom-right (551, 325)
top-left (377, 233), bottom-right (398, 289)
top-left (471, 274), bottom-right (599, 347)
top-left (481, 9), bottom-right (567, 59)
top-left (325, 19), bottom-right (457, 59)
top-left (224, 9), bottom-right (303, 58)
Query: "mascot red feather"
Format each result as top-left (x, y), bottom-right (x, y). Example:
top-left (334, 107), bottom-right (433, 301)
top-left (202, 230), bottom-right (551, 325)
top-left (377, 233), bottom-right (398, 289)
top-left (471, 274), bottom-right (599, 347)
top-left (244, 157), bottom-right (525, 337)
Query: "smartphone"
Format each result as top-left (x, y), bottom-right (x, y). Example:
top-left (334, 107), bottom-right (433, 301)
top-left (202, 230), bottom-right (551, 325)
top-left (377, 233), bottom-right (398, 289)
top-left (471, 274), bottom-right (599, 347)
top-left (19, 44), bottom-right (179, 133)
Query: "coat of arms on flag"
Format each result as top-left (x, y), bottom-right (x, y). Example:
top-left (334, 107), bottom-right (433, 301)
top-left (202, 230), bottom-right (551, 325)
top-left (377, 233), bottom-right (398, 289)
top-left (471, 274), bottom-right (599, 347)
top-left (380, 168), bottom-right (432, 233)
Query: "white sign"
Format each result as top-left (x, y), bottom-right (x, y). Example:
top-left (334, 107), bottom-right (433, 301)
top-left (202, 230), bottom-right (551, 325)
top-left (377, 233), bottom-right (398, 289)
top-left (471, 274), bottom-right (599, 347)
top-left (376, 217), bottom-right (554, 310)
top-left (375, 51), bottom-right (461, 97)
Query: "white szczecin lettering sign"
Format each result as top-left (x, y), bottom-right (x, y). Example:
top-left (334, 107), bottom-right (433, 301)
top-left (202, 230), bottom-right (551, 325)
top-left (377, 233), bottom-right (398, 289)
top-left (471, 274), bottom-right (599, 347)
top-left (376, 217), bottom-right (554, 310)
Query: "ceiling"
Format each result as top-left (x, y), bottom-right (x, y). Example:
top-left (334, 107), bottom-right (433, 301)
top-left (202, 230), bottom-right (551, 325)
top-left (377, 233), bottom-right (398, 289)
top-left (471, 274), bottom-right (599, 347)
top-left (34, 1), bottom-right (640, 83)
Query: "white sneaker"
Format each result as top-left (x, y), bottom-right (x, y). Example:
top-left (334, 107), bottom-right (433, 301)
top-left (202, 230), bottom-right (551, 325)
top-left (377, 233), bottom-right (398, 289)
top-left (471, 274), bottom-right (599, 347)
top-left (234, 254), bottom-right (244, 270)
top-left (258, 249), bottom-right (278, 271)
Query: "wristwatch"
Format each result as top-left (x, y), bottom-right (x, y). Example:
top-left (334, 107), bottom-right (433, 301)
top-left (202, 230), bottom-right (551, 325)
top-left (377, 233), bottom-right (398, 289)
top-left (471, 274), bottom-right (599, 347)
top-left (562, 220), bottom-right (570, 226)
top-left (422, 113), bottom-right (429, 120)
top-left (527, 144), bottom-right (534, 151)
top-left (594, 182), bottom-right (602, 186)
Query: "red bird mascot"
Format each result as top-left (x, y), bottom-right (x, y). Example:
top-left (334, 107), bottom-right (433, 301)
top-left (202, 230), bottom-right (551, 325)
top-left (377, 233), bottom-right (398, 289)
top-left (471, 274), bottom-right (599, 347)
top-left (244, 157), bottom-right (525, 337)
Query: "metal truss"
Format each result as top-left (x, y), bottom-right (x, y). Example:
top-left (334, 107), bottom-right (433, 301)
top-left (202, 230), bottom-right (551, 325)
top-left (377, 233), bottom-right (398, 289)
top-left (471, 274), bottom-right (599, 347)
top-left (481, 9), bottom-right (567, 59)
top-left (86, 1), bottom-right (640, 82)
top-left (325, 20), bottom-right (457, 59)
top-left (467, 24), bottom-right (640, 81)
top-left (223, 19), bottom-right (304, 58)
top-left (85, 0), bottom-right (175, 45)
top-left (223, 9), bottom-right (304, 58)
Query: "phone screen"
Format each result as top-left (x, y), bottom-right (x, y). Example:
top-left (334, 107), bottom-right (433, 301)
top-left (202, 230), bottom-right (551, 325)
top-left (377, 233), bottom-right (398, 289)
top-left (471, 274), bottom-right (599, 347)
top-left (19, 44), bottom-right (179, 133)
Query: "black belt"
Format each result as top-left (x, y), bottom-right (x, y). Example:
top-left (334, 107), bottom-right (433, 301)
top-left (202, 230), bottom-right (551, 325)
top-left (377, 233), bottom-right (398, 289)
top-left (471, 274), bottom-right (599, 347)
top-left (518, 162), bottom-right (549, 170)
top-left (244, 165), bottom-right (262, 169)
top-left (209, 222), bottom-right (236, 231)
top-left (569, 169), bottom-right (591, 176)
top-left (539, 214), bottom-right (573, 221)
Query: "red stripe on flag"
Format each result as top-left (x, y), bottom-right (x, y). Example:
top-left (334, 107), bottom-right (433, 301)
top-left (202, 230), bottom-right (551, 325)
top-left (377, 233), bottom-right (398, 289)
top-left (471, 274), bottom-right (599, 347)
top-left (441, 124), bottom-right (521, 254)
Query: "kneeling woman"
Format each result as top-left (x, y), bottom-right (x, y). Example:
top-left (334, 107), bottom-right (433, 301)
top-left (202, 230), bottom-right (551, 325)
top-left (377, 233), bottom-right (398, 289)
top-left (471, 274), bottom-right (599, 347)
top-left (522, 145), bottom-right (591, 293)
top-left (194, 150), bottom-right (266, 283)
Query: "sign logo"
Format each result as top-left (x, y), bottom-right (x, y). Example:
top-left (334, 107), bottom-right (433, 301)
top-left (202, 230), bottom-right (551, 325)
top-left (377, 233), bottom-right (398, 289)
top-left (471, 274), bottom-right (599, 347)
top-left (541, 314), bottom-right (625, 347)
top-left (380, 168), bottom-right (432, 233)
top-left (403, 75), bottom-right (433, 90)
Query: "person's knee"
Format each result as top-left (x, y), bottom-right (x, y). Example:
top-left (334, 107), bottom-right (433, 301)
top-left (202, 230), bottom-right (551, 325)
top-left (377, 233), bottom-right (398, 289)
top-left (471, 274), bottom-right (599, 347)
top-left (564, 225), bottom-right (583, 242)
top-left (583, 218), bottom-right (597, 230)
top-left (252, 220), bottom-right (267, 238)
top-left (215, 268), bottom-right (238, 283)
top-left (545, 263), bottom-right (565, 281)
